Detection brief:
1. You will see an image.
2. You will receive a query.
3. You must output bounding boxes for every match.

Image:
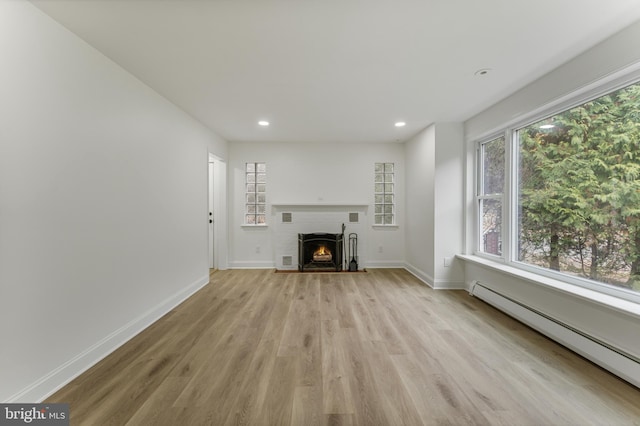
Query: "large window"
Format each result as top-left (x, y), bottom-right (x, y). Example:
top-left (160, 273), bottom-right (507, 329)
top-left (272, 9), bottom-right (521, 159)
top-left (478, 79), bottom-right (640, 296)
top-left (245, 162), bottom-right (266, 225)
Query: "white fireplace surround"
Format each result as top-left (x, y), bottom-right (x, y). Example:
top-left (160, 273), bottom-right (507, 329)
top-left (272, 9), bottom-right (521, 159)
top-left (271, 203), bottom-right (369, 270)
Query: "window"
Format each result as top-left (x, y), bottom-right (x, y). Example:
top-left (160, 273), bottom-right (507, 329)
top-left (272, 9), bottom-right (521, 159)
top-left (476, 78), bottom-right (640, 296)
top-left (477, 136), bottom-right (505, 256)
top-left (245, 162), bottom-right (266, 225)
top-left (374, 163), bottom-right (394, 225)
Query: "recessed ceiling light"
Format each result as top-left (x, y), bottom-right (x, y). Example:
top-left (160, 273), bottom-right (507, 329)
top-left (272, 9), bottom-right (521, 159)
top-left (539, 124), bottom-right (555, 129)
top-left (474, 68), bottom-right (491, 76)
top-left (395, 122), bottom-right (406, 127)
top-left (258, 120), bottom-right (269, 126)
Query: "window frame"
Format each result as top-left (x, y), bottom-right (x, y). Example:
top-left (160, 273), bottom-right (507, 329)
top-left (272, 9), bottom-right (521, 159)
top-left (374, 162), bottom-right (395, 226)
top-left (473, 67), bottom-right (640, 304)
top-left (476, 134), bottom-right (507, 259)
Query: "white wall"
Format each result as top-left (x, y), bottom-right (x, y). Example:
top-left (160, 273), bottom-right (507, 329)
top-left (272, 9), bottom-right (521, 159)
top-left (227, 142), bottom-right (405, 268)
top-left (465, 20), bottom-right (640, 142)
top-left (404, 125), bottom-right (435, 282)
top-left (433, 123), bottom-right (465, 287)
top-left (404, 124), bottom-right (465, 288)
top-left (0, 2), bottom-right (227, 402)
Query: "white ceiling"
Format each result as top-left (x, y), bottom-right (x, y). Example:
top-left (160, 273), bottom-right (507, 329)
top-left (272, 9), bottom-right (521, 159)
top-left (32, 0), bottom-right (640, 144)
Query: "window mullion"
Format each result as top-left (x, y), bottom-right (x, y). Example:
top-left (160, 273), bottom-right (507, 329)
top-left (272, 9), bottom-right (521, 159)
top-left (505, 128), bottom-right (516, 264)
top-left (476, 144), bottom-right (483, 198)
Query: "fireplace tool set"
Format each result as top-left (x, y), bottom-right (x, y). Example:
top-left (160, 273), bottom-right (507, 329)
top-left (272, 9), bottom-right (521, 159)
top-left (348, 233), bottom-right (358, 272)
top-left (341, 223), bottom-right (358, 272)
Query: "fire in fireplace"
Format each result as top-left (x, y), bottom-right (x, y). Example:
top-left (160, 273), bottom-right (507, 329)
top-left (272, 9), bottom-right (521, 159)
top-left (298, 233), bottom-right (343, 272)
top-left (313, 245), bottom-right (332, 262)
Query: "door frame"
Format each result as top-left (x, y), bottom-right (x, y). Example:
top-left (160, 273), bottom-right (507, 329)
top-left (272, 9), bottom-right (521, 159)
top-left (208, 153), bottom-right (227, 270)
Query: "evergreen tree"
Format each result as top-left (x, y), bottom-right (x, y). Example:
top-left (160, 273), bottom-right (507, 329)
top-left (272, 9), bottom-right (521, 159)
top-left (518, 82), bottom-right (640, 289)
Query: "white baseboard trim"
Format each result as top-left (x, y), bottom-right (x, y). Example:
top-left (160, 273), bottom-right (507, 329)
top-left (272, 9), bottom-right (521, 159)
top-left (228, 261), bottom-right (276, 269)
top-left (433, 279), bottom-right (467, 290)
top-left (364, 260), bottom-right (406, 268)
top-left (7, 274), bottom-right (210, 403)
top-left (403, 263), bottom-right (435, 288)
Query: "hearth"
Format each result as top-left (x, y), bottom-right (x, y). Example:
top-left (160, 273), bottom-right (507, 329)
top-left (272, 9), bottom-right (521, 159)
top-left (298, 233), bottom-right (343, 272)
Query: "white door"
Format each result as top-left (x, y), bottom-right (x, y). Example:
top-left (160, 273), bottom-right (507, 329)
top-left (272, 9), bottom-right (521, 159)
top-left (208, 154), bottom-right (227, 270)
top-left (208, 161), bottom-right (215, 269)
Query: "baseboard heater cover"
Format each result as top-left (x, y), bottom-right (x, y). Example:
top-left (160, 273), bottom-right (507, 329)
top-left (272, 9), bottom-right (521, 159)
top-left (469, 280), bottom-right (640, 389)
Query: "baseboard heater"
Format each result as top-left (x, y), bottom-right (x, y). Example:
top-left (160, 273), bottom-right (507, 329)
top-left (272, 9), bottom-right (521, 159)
top-left (469, 280), bottom-right (640, 389)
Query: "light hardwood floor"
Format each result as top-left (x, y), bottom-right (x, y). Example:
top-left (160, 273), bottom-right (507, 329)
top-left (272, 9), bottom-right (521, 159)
top-left (48, 269), bottom-right (640, 425)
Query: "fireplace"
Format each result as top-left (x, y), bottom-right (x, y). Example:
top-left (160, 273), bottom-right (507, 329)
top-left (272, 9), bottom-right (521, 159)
top-left (298, 233), bottom-right (343, 272)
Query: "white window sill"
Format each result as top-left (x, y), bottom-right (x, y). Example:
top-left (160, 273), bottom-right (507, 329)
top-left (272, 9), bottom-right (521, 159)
top-left (372, 225), bottom-right (399, 229)
top-left (457, 254), bottom-right (640, 319)
top-left (241, 224), bottom-right (268, 228)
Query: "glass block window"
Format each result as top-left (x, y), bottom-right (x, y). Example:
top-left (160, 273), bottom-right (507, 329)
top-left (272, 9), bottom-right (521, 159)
top-left (374, 163), bottom-right (394, 225)
top-left (245, 162), bottom-right (266, 225)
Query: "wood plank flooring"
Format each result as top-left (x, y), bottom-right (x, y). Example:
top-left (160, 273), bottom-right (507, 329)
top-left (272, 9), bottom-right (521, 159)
top-left (47, 269), bottom-right (640, 425)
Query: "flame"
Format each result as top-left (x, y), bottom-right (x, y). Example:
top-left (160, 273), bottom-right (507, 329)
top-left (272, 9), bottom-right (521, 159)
top-left (314, 246), bottom-right (330, 256)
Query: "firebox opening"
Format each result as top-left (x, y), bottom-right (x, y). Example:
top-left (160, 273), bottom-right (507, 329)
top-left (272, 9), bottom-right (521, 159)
top-left (298, 233), bottom-right (343, 272)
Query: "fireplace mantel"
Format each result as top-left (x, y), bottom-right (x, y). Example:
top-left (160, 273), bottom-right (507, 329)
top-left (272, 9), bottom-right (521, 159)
top-left (271, 203), bottom-right (369, 208)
